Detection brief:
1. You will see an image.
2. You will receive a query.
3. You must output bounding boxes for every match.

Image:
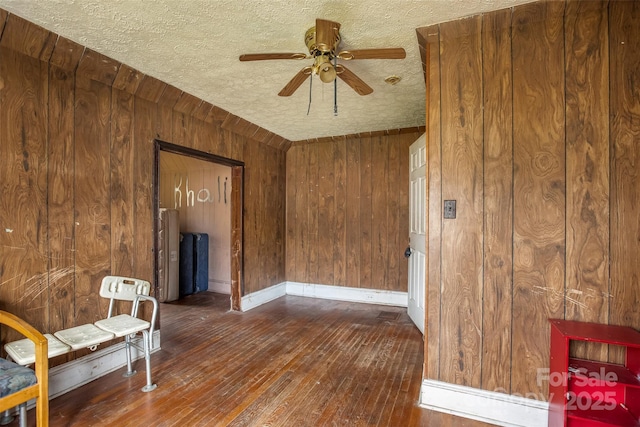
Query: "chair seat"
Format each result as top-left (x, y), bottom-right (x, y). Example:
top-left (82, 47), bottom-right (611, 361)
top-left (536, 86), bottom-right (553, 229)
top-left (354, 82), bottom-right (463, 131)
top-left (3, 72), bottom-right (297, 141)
top-left (5, 333), bottom-right (72, 366)
top-left (95, 314), bottom-right (150, 337)
top-left (0, 358), bottom-right (36, 397)
top-left (54, 324), bottom-right (115, 351)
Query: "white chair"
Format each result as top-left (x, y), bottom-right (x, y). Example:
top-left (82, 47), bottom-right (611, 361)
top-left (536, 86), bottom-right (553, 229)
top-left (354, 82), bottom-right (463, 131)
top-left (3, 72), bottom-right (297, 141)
top-left (92, 276), bottom-right (158, 392)
top-left (4, 275), bottom-right (158, 394)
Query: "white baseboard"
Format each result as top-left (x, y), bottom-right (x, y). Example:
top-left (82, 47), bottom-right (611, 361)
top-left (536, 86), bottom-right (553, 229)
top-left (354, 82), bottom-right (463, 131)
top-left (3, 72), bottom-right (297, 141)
top-left (49, 330), bottom-right (161, 399)
top-left (241, 281), bottom-right (408, 311)
top-left (286, 281), bottom-right (408, 307)
top-left (208, 280), bottom-right (231, 294)
top-left (420, 379), bottom-right (549, 427)
top-left (241, 282), bottom-right (287, 311)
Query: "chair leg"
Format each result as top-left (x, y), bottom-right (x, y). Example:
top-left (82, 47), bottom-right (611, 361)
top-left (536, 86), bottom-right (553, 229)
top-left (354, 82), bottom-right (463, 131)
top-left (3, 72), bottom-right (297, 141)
top-left (122, 334), bottom-right (136, 378)
top-left (18, 404), bottom-right (26, 427)
top-left (140, 330), bottom-right (157, 392)
top-left (0, 409), bottom-right (14, 425)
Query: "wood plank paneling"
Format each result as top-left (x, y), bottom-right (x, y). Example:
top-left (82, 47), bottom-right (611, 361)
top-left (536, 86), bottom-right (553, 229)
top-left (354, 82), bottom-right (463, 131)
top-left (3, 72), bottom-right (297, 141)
top-left (416, 0), bottom-right (640, 400)
top-left (0, 14), bottom-right (52, 60)
top-left (294, 144), bottom-right (309, 283)
top-left (285, 131), bottom-right (421, 291)
top-left (359, 136), bottom-right (373, 288)
top-left (0, 48), bottom-right (49, 335)
top-left (308, 143), bottom-right (321, 284)
top-left (110, 88), bottom-right (135, 279)
top-left (609, 0), bottom-right (640, 365)
top-left (333, 137), bottom-right (347, 287)
top-left (49, 36), bottom-right (83, 73)
top-left (242, 139), bottom-right (259, 293)
top-left (439, 15), bottom-right (484, 388)
top-left (481, 8), bottom-right (514, 393)
top-left (48, 63), bottom-right (76, 338)
top-left (564, 0), bottom-right (610, 362)
top-left (74, 75), bottom-right (112, 327)
top-left (0, 10), bottom-right (288, 363)
top-left (317, 142), bottom-right (332, 285)
top-left (132, 97), bottom-right (156, 283)
top-left (371, 136), bottom-right (389, 290)
top-left (345, 137), bottom-right (361, 287)
top-left (425, 25), bottom-right (442, 381)
top-left (511, 0), bottom-right (566, 396)
top-left (285, 149), bottom-right (297, 280)
top-left (231, 165), bottom-right (243, 308)
top-left (395, 133), bottom-right (411, 292)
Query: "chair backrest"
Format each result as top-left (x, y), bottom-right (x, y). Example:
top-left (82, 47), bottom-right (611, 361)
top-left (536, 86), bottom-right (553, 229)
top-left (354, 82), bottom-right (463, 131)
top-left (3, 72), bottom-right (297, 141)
top-left (99, 276), bottom-right (151, 301)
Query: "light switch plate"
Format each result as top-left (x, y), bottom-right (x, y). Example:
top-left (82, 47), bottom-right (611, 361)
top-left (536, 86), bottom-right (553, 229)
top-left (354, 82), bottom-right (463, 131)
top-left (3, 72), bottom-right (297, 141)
top-left (444, 200), bottom-right (456, 219)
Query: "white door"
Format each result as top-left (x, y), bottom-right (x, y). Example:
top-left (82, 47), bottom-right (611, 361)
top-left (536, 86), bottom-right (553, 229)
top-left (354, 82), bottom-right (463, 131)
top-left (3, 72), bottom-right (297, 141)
top-left (408, 134), bottom-right (426, 334)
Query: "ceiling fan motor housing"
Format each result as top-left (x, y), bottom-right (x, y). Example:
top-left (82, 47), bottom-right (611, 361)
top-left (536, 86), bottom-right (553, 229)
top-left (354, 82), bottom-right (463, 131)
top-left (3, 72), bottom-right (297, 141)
top-left (305, 25), bottom-right (341, 57)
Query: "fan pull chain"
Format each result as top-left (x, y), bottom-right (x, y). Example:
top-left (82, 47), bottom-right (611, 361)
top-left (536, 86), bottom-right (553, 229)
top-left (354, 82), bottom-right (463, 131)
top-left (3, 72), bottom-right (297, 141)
top-left (307, 73), bottom-right (313, 115)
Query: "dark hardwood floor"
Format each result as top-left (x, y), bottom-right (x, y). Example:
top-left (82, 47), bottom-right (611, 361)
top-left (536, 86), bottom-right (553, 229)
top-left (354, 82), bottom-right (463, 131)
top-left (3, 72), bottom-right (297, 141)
top-left (16, 293), bottom-right (496, 426)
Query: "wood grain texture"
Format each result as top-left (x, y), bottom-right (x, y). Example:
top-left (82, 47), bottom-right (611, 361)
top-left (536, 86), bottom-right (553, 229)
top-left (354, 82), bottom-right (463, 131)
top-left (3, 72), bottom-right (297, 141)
top-left (0, 48), bottom-right (49, 337)
top-left (609, 0), bottom-right (640, 364)
top-left (242, 138), bottom-right (259, 293)
top-left (285, 133), bottom-right (419, 291)
top-left (294, 143), bottom-right (309, 283)
top-left (564, 0), bottom-right (610, 362)
top-left (439, 15), bottom-right (484, 388)
top-left (345, 137), bottom-right (361, 287)
top-left (110, 88), bottom-right (135, 279)
top-left (76, 49), bottom-right (119, 86)
top-left (386, 136), bottom-right (400, 293)
top-left (317, 141), bottom-right (333, 285)
top-left (333, 137), bottom-right (347, 287)
top-left (231, 165), bottom-right (243, 308)
top-left (47, 64), bottom-right (76, 341)
top-left (74, 76), bottom-right (112, 328)
top-left (134, 75), bottom-right (166, 104)
top-left (0, 13), bottom-right (52, 60)
top-left (49, 36), bottom-right (83, 73)
top-left (425, 25), bottom-right (442, 381)
top-left (112, 64), bottom-right (142, 95)
top-left (308, 142), bottom-right (321, 284)
top-left (0, 14), bottom-right (287, 361)
top-left (0, 9), bottom-right (7, 35)
top-left (481, 8), bottom-right (514, 393)
top-left (132, 97), bottom-right (156, 283)
top-left (511, 1), bottom-right (566, 396)
top-left (359, 136), bottom-right (373, 287)
top-left (371, 136), bottom-right (389, 290)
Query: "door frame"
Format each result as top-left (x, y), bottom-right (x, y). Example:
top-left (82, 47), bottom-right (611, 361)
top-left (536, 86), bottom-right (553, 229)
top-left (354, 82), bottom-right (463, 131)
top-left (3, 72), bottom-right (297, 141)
top-left (153, 139), bottom-right (244, 310)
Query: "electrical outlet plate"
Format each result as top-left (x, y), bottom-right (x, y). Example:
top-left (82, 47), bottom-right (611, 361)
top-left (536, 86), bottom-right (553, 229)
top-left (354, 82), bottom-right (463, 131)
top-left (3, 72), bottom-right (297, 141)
top-left (444, 200), bottom-right (456, 219)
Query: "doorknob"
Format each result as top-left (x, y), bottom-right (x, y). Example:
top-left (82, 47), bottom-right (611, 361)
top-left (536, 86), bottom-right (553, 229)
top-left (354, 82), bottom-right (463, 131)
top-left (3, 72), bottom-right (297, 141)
top-left (404, 246), bottom-right (412, 258)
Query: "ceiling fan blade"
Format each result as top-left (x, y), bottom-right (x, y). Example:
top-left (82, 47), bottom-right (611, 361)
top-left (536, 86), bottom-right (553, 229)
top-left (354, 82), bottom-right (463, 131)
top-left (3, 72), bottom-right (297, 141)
top-left (239, 53), bottom-right (307, 61)
top-left (337, 48), bottom-right (406, 60)
top-left (335, 64), bottom-right (373, 96)
top-left (315, 18), bottom-right (341, 52)
top-left (278, 67), bottom-right (313, 96)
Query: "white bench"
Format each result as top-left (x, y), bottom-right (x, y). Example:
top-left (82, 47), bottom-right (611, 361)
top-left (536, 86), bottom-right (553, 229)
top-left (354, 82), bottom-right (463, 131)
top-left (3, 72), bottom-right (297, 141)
top-left (4, 276), bottom-right (158, 392)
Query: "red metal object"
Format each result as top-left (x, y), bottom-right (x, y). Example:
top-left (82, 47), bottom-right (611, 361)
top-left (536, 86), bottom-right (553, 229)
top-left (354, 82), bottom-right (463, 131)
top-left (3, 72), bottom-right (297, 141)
top-left (548, 319), bottom-right (640, 427)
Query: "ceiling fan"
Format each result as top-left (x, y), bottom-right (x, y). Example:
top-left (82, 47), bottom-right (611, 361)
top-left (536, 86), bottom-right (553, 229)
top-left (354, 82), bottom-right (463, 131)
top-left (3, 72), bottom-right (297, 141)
top-left (239, 18), bottom-right (406, 97)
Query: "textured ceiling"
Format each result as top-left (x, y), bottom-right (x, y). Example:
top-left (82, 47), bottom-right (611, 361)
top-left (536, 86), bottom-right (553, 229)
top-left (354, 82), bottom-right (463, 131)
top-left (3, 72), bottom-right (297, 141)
top-left (0, 0), bottom-right (533, 142)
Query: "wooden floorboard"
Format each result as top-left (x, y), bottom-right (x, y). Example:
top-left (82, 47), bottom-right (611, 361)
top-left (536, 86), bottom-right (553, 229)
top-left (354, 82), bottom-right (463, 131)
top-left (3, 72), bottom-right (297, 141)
top-left (14, 292), bottom-right (496, 426)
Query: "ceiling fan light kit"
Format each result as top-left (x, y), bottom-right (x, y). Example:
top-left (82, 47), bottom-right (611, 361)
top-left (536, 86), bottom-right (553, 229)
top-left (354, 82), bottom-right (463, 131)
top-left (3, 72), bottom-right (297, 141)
top-left (239, 18), bottom-right (406, 97)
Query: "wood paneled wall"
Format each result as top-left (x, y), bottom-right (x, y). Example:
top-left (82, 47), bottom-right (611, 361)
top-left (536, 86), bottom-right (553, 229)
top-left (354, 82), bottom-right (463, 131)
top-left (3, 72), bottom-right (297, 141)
top-left (417, 0), bottom-right (640, 398)
top-left (285, 130), bottom-right (424, 291)
top-left (0, 12), bottom-right (287, 346)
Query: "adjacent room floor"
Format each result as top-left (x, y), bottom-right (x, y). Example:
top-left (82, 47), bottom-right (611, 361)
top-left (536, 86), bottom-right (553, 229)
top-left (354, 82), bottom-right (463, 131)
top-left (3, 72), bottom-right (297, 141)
top-left (15, 292), bottom-right (495, 426)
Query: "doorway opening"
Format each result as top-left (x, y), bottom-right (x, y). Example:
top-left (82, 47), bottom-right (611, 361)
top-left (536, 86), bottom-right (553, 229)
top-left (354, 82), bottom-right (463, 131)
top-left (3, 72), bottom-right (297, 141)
top-left (153, 140), bottom-right (243, 311)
